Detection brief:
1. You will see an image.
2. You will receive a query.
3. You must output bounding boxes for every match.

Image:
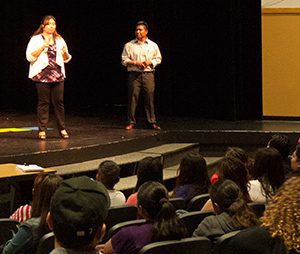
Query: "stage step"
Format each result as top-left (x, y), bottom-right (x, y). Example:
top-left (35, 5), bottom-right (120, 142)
top-left (53, 143), bottom-right (200, 176)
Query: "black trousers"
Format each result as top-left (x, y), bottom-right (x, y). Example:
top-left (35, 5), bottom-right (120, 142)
top-left (35, 82), bottom-right (65, 131)
top-left (127, 72), bottom-right (157, 124)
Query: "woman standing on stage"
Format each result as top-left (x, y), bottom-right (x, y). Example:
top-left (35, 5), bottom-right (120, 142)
top-left (26, 15), bottom-right (72, 140)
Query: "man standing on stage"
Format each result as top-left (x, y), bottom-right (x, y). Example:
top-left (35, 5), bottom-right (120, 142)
top-left (121, 21), bottom-right (162, 130)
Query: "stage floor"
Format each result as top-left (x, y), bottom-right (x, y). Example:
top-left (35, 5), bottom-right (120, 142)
top-left (0, 112), bottom-right (299, 166)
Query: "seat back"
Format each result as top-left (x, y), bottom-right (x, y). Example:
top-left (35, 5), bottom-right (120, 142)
top-left (219, 226), bottom-right (285, 254)
top-left (212, 230), bottom-right (241, 254)
top-left (36, 232), bottom-right (55, 254)
top-left (179, 211), bottom-right (214, 236)
top-left (169, 197), bottom-right (186, 210)
top-left (0, 218), bottom-right (20, 245)
top-left (138, 236), bottom-right (211, 254)
top-left (102, 204), bottom-right (138, 242)
top-left (107, 219), bottom-right (147, 240)
top-left (248, 202), bottom-right (265, 218)
top-left (186, 193), bottom-right (210, 211)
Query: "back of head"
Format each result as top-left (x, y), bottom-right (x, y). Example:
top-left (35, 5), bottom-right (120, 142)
top-left (135, 157), bottom-right (163, 191)
top-left (31, 173), bottom-right (63, 218)
top-left (210, 180), bottom-right (258, 228)
top-left (218, 156), bottom-right (250, 201)
top-left (137, 181), bottom-right (188, 241)
top-left (209, 179), bottom-right (240, 211)
top-left (268, 133), bottom-right (291, 160)
top-left (50, 176), bottom-right (110, 250)
top-left (31, 174), bottom-right (63, 236)
top-left (252, 147), bottom-right (285, 198)
top-left (177, 153), bottom-right (209, 185)
top-left (97, 160), bottom-right (121, 189)
top-left (174, 153), bottom-right (210, 195)
top-left (261, 176), bottom-right (300, 252)
top-left (225, 147), bottom-right (248, 164)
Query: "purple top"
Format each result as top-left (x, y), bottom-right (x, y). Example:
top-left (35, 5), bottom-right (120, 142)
top-left (32, 41), bottom-right (64, 83)
top-left (111, 223), bottom-right (154, 254)
top-left (173, 184), bottom-right (203, 201)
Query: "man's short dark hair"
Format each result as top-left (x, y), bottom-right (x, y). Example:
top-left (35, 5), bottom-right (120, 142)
top-left (136, 20), bottom-right (149, 30)
top-left (98, 160), bottom-right (121, 189)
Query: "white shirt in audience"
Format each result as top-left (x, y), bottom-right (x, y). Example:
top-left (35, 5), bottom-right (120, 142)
top-left (248, 180), bottom-right (267, 203)
top-left (108, 189), bottom-right (126, 207)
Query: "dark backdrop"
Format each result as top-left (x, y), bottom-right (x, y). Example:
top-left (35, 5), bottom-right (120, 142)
top-left (0, 0), bottom-right (261, 120)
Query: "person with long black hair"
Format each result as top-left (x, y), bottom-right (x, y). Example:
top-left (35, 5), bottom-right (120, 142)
top-left (171, 153), bottom-right (211, 202)
top-left (248, 147), bottom-right (285, 203)
top-left (1, 174), bottom-right (62, 253)
top-left (103, 181), bottom-right (188, 254)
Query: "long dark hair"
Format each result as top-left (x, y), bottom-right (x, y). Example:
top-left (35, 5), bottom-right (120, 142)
top-left (252, 147), bottom-right (285, 199)
top-left (210, 179), bottom-right (258, 228)
top-left (137, 181), bottom-right (188, 241)
top-left (172, 153), bottom-right (210, 198)
top-left (218, 156), bottom-right (251, 202)
top-left (32, 15), bottom-right (61, 39)
top-left (295, 144), bottom-right (300, 162)
top-left (31, 174), bottom-right (63, 236)
top-left (134, 157), bottom-right (163, 192)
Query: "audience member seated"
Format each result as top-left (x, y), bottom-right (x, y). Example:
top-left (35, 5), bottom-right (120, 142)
top-left (193, 179), bottom-right (258, 239)
top-left (126, 157), bottom-right (163, 207)
top-left (10, 173), bottom-right (48, 223)
top-left (259, 176), bottom-right (300, 253)
top-left (96, 160), bottom-right (126, 207)
top-left (248, 147), bottom-right (285, 203)
top-left (210, 147), bottom-right (252, 185)
top-left (290, 144), bottom-right (300, 177)
top-left (202, 156), bottom-right (251, 211)
top-left (103, 181), bottom-right (188, 254)
top-left (267, 133), bottom-right (292, 179)
top-left (171, 153), bottom-right (211, 202)
top-left (46, 176), bottom-right (110, 253)
top-left (1, 174), bottom-right (62, 254)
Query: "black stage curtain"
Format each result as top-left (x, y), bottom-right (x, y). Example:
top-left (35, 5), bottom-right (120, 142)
top-left (0, 0), bottom-right (261, 120)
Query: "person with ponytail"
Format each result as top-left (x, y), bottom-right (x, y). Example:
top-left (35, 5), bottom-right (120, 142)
top-left (193, 179), bottom-right (258, 239)
top-left (103, 181), bottom-right (188, 254)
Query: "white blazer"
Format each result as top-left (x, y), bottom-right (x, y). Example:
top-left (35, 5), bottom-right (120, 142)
top-left (26, 34), bottom-right (72, 79)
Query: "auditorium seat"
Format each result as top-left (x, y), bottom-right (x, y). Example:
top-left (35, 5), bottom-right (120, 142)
top-left (169, 197), bottom-right (186, 210)
top-left (186, 193), bottom-right (210, 211)
top-left (107, 219), bottom-right (147, 240)
top-left (179, 210), bottom-right (214, 237)
top-left (0, 218), bottom-right (20, 245)
top-left (102, 205), bottom-right (138, 242)
top-left (36, 232), bottom-right (54, 254)
top-left (217, 226), bottom-right (287, 254)
top-left (212, 230), bottom-right (241, 254)
top-left (138, 236), bottom-right (211, 254)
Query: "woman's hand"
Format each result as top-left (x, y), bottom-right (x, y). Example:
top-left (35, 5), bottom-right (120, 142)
top-left (61, 46), bottom-right (69, 60)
